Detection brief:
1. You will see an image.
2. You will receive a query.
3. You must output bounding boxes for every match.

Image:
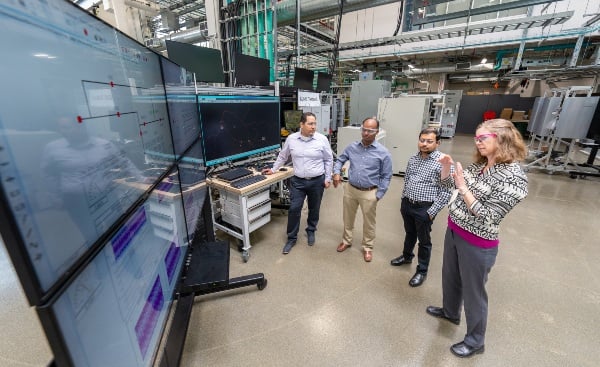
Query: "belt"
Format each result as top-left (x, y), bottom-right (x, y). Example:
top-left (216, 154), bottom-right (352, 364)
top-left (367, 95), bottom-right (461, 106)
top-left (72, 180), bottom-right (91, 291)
top-left (404, 197), bottom-right (433, 207)
top-left (350, 183), bottom-right (378, 191)
top-left (294, 174), bottom-right (324, 180)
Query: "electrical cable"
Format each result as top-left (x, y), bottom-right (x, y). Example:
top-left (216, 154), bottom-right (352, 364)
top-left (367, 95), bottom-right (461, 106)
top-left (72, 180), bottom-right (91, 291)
top-left (393, 1), bottom-right (403, 36)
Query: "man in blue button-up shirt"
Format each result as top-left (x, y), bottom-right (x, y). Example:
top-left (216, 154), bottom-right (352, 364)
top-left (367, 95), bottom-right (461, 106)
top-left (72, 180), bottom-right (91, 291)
top-left (263, 112), bottom-right (333, 254)
top-left (332, 117), bottom-right (392, 262)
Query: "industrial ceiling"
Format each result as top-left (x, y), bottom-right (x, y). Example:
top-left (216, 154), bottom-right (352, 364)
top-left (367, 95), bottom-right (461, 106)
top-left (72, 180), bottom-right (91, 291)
top-left (78, 0), bottom-right (600, 86)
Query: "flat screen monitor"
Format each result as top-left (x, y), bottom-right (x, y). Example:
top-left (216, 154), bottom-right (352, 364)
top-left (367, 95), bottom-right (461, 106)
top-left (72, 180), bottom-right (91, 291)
top-left (176, 139), bottom-right (207, 244)
top-left (37, 171), bottom-right (190, 367)
top-left (198, 95), bottom-right (281, 166)
top-left (234, 53), bottom-right (270, 86)
top-left (0, 2), bottom-right (208, 367)
top-left (316, 72), bottom-right (333, 92)
top-left (283, 110), bottom-right (303, 130)
top-left (293, 67), bottom-right (314, 91)
top-left (165, 40), bottom-right (225, 83)
top-left (160, 57), bottom-right (201, 156)
top-left (0, 0), bottom-right (175, 303)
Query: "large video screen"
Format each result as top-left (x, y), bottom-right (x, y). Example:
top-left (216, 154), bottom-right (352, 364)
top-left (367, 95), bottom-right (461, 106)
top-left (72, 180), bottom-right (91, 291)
top-left (176, 139), bottom-right (207, 244)
top-left (165, 40), bottom-right (225, 84)
top-left (293, 67), bottom-right (315, 91)
top-left (37, 171), bottom-right (190, 367)
top-left (234, 53), bottom-right (270, 87)
top-left (316, 72), bottom-right (333, 92)
top-left (0, 1), bottom-right (175, 302)
top-left (198, 95), bottom-right (281, 166)
top-left (160, 57), bottom-right (201, 156)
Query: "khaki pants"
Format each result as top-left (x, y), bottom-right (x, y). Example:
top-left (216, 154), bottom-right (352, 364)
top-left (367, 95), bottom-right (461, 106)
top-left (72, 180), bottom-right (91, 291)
top-left (341, 184), bottom-right (378, 250)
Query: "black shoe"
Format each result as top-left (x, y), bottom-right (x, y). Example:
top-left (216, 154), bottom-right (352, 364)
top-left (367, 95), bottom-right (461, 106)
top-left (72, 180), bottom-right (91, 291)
top-left (425, 306), bottom-right (460, 325)
top-left (282, 241), bottom-right (295, 254)
top-left (390, 255), bottom-right (412, 266)
top-left (450, 341), bottom-right (484, 358)
top-left (307, 231), bottom-right (315, 246)
top-left (409, 273), bottom-right (426, 287)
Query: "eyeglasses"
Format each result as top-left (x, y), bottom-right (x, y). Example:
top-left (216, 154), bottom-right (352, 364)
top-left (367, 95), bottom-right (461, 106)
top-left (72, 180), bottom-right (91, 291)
top-left (361, 127), bottom-right (378, 135)
top-left (419, 138), bottom-right (437, 144)
top-left (474, 133), bottom-right (497, 143)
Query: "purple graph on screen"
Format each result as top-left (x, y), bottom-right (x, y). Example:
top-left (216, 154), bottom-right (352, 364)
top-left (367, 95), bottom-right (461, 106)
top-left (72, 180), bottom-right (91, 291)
top-left (135, 277), bottom-right (164, 358)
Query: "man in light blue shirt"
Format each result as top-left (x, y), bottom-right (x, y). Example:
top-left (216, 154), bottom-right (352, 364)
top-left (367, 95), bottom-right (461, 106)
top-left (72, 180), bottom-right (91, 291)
top-left (263, 112), bottom-right (333, 254)
top-left (332, 117), bottom-right (392, 262)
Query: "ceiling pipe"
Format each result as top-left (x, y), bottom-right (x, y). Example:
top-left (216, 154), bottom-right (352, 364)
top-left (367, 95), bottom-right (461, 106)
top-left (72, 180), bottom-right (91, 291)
top-left (149, 25), bottom-right (208, 50)
top-left (403, 62), bottom-right (495, 76)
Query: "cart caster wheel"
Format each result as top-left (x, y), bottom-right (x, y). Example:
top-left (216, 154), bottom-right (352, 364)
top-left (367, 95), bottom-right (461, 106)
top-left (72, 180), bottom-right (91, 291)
top-left (569, 174), bottom-right (577, 179)
top-left (242, 250), bottom-right (250, 262)
top-left (257, 279), bottom-right (267, 290)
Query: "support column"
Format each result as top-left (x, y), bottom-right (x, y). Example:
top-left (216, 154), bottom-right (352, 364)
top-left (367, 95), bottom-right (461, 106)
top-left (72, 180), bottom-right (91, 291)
top-left (205, 0), bottom-right (222, 48)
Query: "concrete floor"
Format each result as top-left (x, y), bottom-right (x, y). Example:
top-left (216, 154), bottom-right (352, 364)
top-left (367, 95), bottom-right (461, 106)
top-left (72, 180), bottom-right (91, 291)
top-left (2, 134), bottom-right (600, 367)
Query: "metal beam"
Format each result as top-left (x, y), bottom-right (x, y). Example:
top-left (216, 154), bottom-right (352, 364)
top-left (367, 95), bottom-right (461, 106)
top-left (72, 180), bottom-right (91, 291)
top-left (278, 11), bottom-right (574, 57)
top-left (570, 34), bottom-right (584, 67)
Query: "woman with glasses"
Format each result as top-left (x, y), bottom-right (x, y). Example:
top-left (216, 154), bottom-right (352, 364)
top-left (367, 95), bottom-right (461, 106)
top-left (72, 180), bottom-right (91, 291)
top-left (426, 118), bottom-right (528, 358)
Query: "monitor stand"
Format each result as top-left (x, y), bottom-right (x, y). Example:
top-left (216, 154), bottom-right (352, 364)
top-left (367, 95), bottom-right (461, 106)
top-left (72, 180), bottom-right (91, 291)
top-left (158, 240), bottom-right (266, 367)
top-left (158, 194), bottom-right (267, 367)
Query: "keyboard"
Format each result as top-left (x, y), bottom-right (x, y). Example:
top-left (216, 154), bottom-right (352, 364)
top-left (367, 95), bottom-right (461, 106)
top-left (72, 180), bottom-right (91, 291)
top-left (230, 174), bottom-right (267, 189)
top-left (217, 167), bottom-right (253, 181)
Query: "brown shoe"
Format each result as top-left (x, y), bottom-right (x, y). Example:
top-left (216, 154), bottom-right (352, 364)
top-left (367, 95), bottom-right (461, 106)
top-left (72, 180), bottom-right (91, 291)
top-left (363, 249), bottom-right (372, 262)
top-left (337, 242), bottom-right (351, 252)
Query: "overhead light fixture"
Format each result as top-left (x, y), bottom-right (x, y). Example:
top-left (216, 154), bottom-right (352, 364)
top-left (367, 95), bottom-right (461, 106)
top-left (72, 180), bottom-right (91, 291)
top-left (481, 58), bottom-right (487, 64)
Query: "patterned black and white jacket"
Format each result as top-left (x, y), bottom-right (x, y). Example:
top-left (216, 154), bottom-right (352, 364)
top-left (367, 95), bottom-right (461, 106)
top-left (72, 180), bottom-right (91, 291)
top-left (441, 162), bottom-right (528, 240)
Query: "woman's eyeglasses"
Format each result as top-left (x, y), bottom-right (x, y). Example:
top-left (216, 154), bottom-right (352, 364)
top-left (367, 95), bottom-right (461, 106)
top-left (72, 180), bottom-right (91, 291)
top-left (474, 133), bottom-right (497, 143)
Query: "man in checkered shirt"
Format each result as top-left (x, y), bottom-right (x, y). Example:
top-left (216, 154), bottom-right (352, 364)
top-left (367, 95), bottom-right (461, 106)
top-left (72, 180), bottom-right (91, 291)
top-left (390, 127), bottom-right (451, 287)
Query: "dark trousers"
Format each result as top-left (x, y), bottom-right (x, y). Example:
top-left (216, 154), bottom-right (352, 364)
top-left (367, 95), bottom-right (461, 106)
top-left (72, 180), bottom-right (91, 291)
top-left (442, 228), bottom-right (498, 348)
top-left (286, 175), bottom-right (325, 242)
top-left (400, 197), bottom-right (433, 274)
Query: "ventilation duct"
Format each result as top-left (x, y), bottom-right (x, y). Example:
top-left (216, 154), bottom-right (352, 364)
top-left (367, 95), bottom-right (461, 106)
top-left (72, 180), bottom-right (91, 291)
top-left (455, 62), bottom-right (471, 71)
top-left (448, 73), bottom-right (500, 82)
top-left (147, 26), bottom-right (208, 51)
top-left (403, 62), bottom-right (494, 76)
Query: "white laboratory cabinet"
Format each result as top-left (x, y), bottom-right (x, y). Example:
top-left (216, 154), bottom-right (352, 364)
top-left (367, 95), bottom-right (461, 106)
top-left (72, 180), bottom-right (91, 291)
top-left (377, 97), bottom-right (429, 174)
top-left (349, 80), bottom-right (391, 126)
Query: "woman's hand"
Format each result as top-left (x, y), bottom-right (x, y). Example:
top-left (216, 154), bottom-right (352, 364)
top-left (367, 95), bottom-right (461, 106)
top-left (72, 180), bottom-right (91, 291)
top-left (453, 162), bottom-right (466, 190)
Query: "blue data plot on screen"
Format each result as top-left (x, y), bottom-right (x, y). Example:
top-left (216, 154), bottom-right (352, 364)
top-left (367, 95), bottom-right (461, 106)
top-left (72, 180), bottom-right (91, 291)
top-left (0, 1), bottom-right (175, 298)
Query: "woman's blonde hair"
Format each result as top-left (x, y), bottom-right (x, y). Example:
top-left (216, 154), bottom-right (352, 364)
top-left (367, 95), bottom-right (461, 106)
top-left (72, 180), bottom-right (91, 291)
top-left (474, 118), bottom-right (527, 164)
